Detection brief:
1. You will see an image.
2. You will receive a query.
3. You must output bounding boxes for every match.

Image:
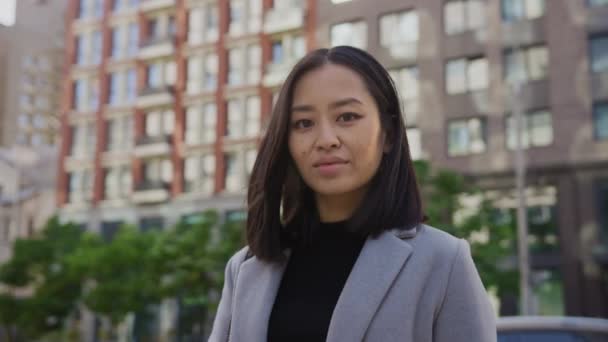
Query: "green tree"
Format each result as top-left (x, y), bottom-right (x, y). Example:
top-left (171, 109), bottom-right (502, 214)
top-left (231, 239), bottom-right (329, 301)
top-left (67, 225), bottom-right (164, 338)
top-left (0, 217), bottom-right (84, 341)
top-left (414, 160), bottom-right (518, 298)
top-left (151, 210), bottom-right (244, 339)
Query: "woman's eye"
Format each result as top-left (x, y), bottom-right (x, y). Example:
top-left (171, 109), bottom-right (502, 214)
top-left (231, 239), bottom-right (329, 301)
top-left (337, 112), bottom-right (361, 122)
top-left (293, 119), bottom-right (314, 129)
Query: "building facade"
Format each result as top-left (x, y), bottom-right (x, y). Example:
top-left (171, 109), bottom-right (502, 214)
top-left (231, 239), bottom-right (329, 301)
top-left (316, 0), bottom-right (608, 317)
top-left (0, 145), bottom-right (58, 264)
top-left (59, 0), bottom-right (608, 328)
top-left (0, 0), bottom-right (65, 148)
top-left (59, 0), bottom-right (314, 339)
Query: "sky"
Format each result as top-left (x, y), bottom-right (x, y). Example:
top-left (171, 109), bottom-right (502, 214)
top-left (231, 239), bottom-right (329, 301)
top-left (0, 0), bottom-right (16, 26)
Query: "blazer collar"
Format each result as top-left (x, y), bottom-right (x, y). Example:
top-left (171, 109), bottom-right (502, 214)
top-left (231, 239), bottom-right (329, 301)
top-left (326, 230), bottom-right (413, 342)
top-left (230, 228), bottom-right (416, 342)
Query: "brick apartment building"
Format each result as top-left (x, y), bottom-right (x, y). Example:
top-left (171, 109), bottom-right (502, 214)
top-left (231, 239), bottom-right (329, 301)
top-left (59, 0), bottom-right (608, 330)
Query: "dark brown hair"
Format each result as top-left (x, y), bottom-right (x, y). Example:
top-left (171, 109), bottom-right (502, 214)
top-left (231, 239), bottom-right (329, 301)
top-left (246, 46), bottom-right (424, 262)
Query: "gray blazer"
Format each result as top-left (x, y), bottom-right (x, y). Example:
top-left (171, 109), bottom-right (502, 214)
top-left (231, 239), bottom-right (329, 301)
top-left (208, 224), bottom-right (497, 342)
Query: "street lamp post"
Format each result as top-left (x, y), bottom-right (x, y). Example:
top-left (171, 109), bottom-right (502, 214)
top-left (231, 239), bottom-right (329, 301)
top-left (505, 14), bottom-right (533, 313)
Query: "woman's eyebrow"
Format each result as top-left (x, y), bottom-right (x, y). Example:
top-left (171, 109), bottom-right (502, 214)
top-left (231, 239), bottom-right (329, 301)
top-left (291, 97), bottom-right (363, 113)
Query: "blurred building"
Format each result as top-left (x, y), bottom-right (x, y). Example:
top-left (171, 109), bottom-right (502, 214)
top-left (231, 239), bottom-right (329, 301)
top-left (316, 0), bottom-right (608, 317)
top-left (58, 0), bottom-right (608, 334)
top-left (0, 145), bottom-right (58, 264)
top-left (0, 0), bottom-right (65, 148)
top-left (59, 0), bottom-right (312, 339)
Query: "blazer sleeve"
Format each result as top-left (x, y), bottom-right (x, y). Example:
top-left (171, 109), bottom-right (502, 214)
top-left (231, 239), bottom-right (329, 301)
top-left (208, 248), bottom-right (247, 342)
top-left (433, 239), bottom-right (497, 342)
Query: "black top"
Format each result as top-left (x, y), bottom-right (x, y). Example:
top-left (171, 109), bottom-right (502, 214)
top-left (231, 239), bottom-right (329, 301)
top-left (267, 221), bottom-right (367, 342)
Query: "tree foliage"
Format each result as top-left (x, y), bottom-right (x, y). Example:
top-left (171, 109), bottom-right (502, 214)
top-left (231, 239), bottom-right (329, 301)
top-left (414, 160), bottom-right (518, 297)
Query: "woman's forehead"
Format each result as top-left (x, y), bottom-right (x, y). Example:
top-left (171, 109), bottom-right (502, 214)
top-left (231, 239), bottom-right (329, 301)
top-left (292, 64), bottom-right (372, 105)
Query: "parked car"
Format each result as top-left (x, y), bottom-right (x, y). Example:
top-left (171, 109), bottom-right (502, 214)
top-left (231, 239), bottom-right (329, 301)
top-left (498, 316), bottom-right (608, 341)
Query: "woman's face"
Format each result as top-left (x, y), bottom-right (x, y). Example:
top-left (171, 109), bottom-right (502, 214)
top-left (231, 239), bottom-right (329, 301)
top-left (288, 63), bottom-right (387, 198)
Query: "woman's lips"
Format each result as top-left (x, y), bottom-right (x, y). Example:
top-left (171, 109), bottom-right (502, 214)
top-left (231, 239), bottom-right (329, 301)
top-left (314, 161), bottom-right (348, 177)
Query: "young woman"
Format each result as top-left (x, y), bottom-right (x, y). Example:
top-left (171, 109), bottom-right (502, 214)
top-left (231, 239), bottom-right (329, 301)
top-left (208, 46), bottom-right (496, 342)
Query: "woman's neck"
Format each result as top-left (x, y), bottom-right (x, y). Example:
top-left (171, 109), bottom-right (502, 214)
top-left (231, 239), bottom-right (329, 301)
top-left (315, 186), bottom-right (367, 223)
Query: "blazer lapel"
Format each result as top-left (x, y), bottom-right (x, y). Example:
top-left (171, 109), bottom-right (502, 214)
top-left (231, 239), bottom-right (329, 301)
top-left (230, 253), bottom-right (288, 342)
top-left (326, 231), bottom-right (413, 342)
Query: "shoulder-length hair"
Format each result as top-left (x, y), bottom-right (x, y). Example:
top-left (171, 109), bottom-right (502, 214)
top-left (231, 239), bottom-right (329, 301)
top-left (246, 46), bottom-right (424, 262)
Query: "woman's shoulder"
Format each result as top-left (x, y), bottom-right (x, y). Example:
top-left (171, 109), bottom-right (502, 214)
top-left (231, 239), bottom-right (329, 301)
top-left (224, 246), bottom-right (251, 274)
top-left (399, 224), bottom-right (467, 261)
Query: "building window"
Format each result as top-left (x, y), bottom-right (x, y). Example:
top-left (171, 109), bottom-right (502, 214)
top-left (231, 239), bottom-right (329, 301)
top-left (245, 96), bottom-right (261, 136)
top-left (104, 165), bottom-right (131, 200)
top-left (270, 35), bottom-right (305, 66)
top-left (145, 14), bottom-right (175, 43)
top-left (331, 21), bottom-right (367, 50)
top-left (127, 68), bottom-right (137, 101)
top-left (33, 115), bottom-right (46, 129)
top-left (448, 117), bottom-right (487, 156)
top-left (247, 44), bottom-right (261, 85)
top-left (188, 5), bottom-right (219, 45)
top-left (35, 97), bottom-right (49, 110)
top-left (145, 109), bottom-right (174, 137)
top-left (229, 0), bottom-right (245, 35)
top-left (18, 114), bottom-right (30, 128)
top-left (248, 0), bottom-right (262, 33)
top-left (146, 60), bottom-right (176, 89)
top-left (75, 30), bottom-right (103, 66)
top-left (113, 0), bottom-right (139, 12)
top-left (70, 122), bottom-right (97, 158)
top-left (228, 0), bottom-right (260, 35)
top-left (78, 0), bottom-right (104, 19)
top-left (224, 152), bottom-right (242, 192)
top-left (108, 68), bottom-right (137, 106)
top-left (128, 22), bottom-right (139, 57)
top-left (226, 96), bottom-right (260, 138)
top-left (68, 169), bottom-right (94, 203)
top-left (223, 148), bottom-right (257, 193)
top-left (589, 0), bottom-right (608, 7)
top-left (184, 154), bottom-right (215, 194)
top-left (227, 45), bottom-right (260, 87)
top-left (185, 103), bottom-right (217, 145)
top-left (502, 0), bottom-right (545, 22)
top-left (380, 10), bottom-right (419, 48)
top-left (444, 0), bottom-right (486, 35)
top-left (226, 99), bottom-right (244, 138)
top-left (72, 77), bottom-right (100, 112)
top-left (31, 134), bottom-right (43, 147)
top-left (504, 45), bottom-right (549, 83)
top-left (406, 127), bottom-right (422, 160)
top-left (594, 103), bottom-right (608, 140)
top-left (143, 158), bottom-right (172, 184)
top-left (228, 48), bottom-right (243, 86)
top-left (590, 35), bottom-right (608, 74)
top-left (106, 115), bottom-right (134, 151)
top-left (506, 109), bottom-right (553, 149)
top-left (111, 22), bottom-right (138, 60)
top-left (445, 57), bottom-right (488, 94)
top-left (111, 27), bottom-right (122, 59)
top-left (92, 30), bottom-right (103, 65)
top-left (108, 73), bottom-right (120, 105)
top-left (75, 35), bottom-right (85, 65)
top-left (389, 66), bottom-right (419, 124)
top-left (187, 52), bottom-right (218, 94)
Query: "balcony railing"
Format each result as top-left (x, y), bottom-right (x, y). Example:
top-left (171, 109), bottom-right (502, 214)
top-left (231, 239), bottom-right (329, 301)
top-left (134, 180), bottom-right (170, 192)
top-left (264, 5), bottom-right (304, 34)
top-left (136, 86), bottom-right (174, 107)
top-left (136, 134), bottom-right (172, 146)
top-left (132, 180), bottom-right (170, 204)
